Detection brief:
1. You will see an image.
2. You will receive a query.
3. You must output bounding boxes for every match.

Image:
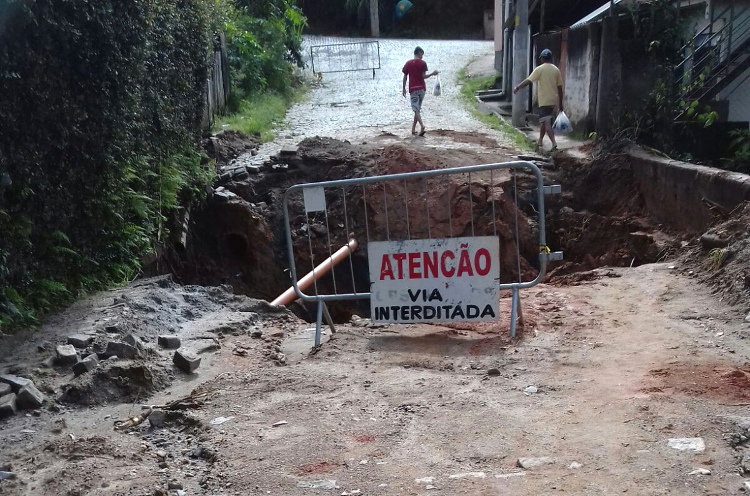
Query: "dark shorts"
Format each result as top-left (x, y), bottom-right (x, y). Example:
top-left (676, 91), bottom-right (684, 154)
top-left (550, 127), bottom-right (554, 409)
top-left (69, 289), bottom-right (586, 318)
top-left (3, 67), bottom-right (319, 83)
top-left (537, 106), bottom-right (555, 122)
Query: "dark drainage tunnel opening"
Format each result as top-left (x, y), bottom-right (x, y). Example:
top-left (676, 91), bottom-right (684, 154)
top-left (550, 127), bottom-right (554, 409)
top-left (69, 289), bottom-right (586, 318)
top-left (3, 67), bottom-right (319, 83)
top-left (224, 232), bottom-right (250, 261)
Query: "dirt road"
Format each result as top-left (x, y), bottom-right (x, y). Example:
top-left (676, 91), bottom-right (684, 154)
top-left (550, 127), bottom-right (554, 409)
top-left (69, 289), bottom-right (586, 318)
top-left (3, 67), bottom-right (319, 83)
top-left (4, 264), bottom-right (750, 495)
top-left (3, 36), bottom-right (750, 496)
top-left (180, 264), bottom-right (750, 495)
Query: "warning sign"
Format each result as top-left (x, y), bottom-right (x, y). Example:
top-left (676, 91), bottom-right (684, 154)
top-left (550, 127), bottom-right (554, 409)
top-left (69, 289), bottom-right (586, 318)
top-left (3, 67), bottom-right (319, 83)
top-left (368, 236), bottom-right (500, 323)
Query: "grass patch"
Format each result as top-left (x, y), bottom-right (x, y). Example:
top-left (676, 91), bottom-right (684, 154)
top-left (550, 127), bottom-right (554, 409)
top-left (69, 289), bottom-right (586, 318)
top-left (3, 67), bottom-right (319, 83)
top-left (456, 68), bottom-right (534, 151)
top-left (215, 85), bottom-right (308, 142)
top-left (459, 73), bottom-right (498, 101)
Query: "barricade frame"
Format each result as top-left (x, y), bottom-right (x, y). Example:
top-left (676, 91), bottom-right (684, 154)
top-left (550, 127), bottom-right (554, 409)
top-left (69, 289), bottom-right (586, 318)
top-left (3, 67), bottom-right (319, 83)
top-left (281, 161), bottom-right (562, 346)
top-left (310, 40), bottom-right (381, 78)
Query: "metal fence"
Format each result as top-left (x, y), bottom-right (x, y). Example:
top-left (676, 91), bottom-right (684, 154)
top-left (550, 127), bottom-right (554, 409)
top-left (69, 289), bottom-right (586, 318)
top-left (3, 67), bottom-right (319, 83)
top-left (310, 40), bottom-right (381, 78)
top-left (281, 161), bottom-right (562, 346)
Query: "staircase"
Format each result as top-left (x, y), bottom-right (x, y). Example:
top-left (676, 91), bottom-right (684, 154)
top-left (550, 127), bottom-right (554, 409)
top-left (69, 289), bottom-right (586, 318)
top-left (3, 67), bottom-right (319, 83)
top-left (675, 3), bottom-right (750, 118)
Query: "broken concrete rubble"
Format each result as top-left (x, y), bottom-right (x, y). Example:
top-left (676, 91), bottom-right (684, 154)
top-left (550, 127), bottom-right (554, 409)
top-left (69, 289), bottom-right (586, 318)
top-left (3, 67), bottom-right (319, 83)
top-left (0, 374), bottom-right (31, 392)
top-left (72, 357), bottom-right (98, 376)
top-left (67, 334), bottom-right (94, 348)
top-left (668, 438), bottom-right (705, 452)
top-left (55, 344), bottom-right (78, 366)
top-left (213, 187), bottom-right (238, 202)
top-left (103, 340), bottom-right (142, 360)
top-left (297, 480), bottom-right (337, 489)
top-left (173, 351), bottom-right (201, 373)
top-left (17, 384), bottom-right (45, 409)
top-left (158, 335), bottom-right (181, 349)
top-left (517, 457), bottom-right (555, 469)
top-left (0, 383), bottom-right (10, 397)
top-left (0, 393), bottom-right (17, 417)
top-left (123, 334), bottom-right (147, 355)
top-left (149, 409), bottom-right (167, 428)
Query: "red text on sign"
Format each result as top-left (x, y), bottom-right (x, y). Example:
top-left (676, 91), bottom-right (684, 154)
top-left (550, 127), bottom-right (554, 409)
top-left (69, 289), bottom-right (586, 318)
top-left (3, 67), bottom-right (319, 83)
top-left (379, 245), bottom-right (492, 281)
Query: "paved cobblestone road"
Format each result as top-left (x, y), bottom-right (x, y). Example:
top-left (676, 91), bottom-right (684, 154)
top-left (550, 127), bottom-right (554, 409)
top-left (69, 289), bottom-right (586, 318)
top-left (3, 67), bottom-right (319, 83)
top-left (235, 37), bottom-right (512, 169)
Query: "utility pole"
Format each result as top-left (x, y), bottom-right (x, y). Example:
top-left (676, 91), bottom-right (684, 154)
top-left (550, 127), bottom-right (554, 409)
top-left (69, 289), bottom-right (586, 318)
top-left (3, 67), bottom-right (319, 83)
top-left (512, 0), bottom-right (530, 127)
top-left (370, 0), bottom-right (380, 37)
top-left (494, 0), bottom-right (504, 71)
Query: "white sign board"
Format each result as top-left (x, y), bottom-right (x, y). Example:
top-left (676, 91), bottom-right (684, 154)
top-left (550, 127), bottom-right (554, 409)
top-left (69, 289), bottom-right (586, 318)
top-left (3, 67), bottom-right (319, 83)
top-left (303, 186), bottom-right (326, 213)
top-left (368, 236), bottom-right (500, 323)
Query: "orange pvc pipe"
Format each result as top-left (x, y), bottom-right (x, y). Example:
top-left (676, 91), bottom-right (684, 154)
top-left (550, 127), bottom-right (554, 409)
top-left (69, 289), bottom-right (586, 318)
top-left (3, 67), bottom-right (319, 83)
top-left (271, 238), bottom-right (359, 306)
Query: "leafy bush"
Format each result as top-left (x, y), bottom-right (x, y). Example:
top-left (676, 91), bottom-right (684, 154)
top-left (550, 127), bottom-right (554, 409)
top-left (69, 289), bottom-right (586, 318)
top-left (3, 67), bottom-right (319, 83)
top-left (0, 0), bottom-right (306, 331)
top-left (726, 129), bottom-right (750, 172)
top-left (225, 0), bottom-right (306, 102)
top-left (0, 0), bottom-right (217, 330)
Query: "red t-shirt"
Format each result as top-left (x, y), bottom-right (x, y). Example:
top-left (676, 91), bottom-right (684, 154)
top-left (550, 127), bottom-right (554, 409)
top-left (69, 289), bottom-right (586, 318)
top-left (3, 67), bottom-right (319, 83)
top-left (403, 59), bottom-right (428, 92)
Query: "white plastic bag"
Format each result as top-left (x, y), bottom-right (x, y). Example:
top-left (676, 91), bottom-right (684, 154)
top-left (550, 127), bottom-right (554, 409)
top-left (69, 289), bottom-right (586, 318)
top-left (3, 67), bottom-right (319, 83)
top-left (552, 111), bottom-right (572, 134)
top-left (433, 75), bottom-right (441, 96)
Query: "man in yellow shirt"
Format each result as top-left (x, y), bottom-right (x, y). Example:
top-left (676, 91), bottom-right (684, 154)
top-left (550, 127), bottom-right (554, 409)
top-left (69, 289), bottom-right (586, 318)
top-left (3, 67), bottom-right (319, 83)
top-left (513, 49), bottom-right (564, 151)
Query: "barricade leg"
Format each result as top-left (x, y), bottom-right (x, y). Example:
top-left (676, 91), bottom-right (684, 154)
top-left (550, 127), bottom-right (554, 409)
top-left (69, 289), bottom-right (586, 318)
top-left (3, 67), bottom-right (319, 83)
top-left (315, 300), bottom-right (324, 347)
top-left (322, 303), bottom-right (336, 334)
top-left (510, 288), bottom-right (520, 339)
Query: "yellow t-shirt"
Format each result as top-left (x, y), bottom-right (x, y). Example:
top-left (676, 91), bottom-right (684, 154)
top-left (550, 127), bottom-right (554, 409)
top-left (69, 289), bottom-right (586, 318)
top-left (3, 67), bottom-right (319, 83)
top-left (528, 63), bottom-right (562, 107)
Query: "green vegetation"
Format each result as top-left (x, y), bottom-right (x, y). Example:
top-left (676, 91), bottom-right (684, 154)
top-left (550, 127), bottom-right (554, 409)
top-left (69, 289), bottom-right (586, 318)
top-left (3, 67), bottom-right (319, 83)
top-left (224, 0), bottom-right (305, 100)
top-left (0, 0), bottom-right (305, 331)
top-left (726, 129), bottom-right (750, 173)
top-left (709, 247), bottom-right (727, 271)
top-left (457, 68), bottom-right (534, 151)
top-left (218, 0), bottom-right (307, 141)
top-left (217, 88), bottom-right (307, 142)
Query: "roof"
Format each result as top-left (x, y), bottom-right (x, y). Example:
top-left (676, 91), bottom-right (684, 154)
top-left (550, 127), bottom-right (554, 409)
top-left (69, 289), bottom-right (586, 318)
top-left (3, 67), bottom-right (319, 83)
top-left (570, 0), bottom-right (623, 28)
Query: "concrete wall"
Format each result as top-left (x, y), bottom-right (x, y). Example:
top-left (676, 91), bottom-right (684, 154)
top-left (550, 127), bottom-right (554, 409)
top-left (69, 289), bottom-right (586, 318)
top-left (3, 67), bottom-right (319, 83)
top-left (619, 39), bottom-right (661, 121)
top-left (484, 10), bottom-right (495, 40)
top-left (534, 23), bottom-right (601, 134)
top-left (563, 24), bottom-right (601, 133)
top-left (595, 16), bottom-right (622, 135)
top-left (628, 146), bottom-right (750, 232)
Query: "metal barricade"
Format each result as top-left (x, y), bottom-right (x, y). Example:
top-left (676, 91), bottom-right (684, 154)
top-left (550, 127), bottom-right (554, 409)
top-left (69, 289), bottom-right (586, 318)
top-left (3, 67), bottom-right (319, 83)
top-left (310, 41), bottom-right (381, 78)
top-left (281, 161), bottom-right (563, 346)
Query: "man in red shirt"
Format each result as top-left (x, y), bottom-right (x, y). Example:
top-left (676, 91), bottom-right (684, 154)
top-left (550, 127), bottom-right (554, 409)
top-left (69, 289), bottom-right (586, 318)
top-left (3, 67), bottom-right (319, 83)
top-left (402, 46), bottom-right (439, 136)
